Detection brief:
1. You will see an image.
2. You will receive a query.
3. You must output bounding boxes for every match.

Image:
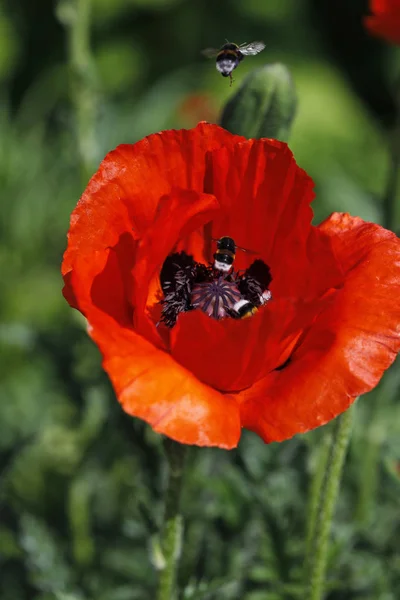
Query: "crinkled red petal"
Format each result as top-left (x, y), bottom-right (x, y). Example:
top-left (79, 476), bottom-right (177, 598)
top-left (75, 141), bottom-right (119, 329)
top-left (170, 294), bottom-right (333, 392)
top-left (68, 254), bottom-right (241, 448)
top-left (62, 122), bottom-right (243, 328)
top-left (88, 311), bottom-right (241, 448)
top-left (132, 188), bottom-right (220, 347)
top-left (238, 214), bottom-right (400, 442)
top-left (204, 138), bottom-right (342, 298)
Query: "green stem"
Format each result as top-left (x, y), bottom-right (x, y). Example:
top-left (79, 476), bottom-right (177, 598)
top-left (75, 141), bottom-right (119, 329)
top-left (308, 406), bottom-right (354, 600)
top-left (157, 439), bottom-right (187, 600)
top-left (354, 423), bottom-right (381, 527)
top-left (383, 151), bottom-right (399, 230)
top-left (355, 100), bottom-right (400, 528)
top-left (58, 0), bottom-right (97, 183)
top-left (305, 433), bottom-right (330, 559)
top-left (383, 108), bottom-right (400, 231)
top-left (355, 370), bottom-right (399, 527)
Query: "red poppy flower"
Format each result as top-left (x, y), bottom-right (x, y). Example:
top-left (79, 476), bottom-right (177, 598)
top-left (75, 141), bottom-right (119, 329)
top-left (62, 122), bottom-right (400, 449)
top-left (365, 0), bottom-right (400, 45)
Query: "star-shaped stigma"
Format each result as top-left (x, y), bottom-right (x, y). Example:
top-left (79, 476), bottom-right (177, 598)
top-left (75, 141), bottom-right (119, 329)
top-left (191, 276), bottom-right (242, 320)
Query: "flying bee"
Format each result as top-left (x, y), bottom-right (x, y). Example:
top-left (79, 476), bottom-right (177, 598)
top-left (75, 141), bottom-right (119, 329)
top-left (202, 41), bottom-right (266, 85)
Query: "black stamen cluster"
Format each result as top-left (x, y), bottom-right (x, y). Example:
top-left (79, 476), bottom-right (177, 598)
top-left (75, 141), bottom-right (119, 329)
top-left (237, 259), bottom-right (272, 307)
top-left (159, 252), bottom-right (272, 327)
top-left (159, 252), bottom-right (212, 327)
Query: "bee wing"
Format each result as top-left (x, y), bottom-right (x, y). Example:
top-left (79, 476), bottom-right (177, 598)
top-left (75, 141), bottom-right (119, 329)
top-left (239, 41), bottom-right (266, 56)
top-left (236, 245), bottom-right (258, 254)
top-left (201, 47), bottom-right (220, 58)
top-left (212, 237), bottom-right (258, 254)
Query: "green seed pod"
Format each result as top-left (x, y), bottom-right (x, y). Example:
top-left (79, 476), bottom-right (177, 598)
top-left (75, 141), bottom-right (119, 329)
top-left (220, 63), bottom-right (297, 141)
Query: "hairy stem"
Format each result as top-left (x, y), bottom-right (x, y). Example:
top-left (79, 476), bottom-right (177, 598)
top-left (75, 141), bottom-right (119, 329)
top-left (383, 152), bottom-right (399, 230)
top-left (58, 0), bottom-right (97, 183)
top-left (308, 406), bottom-right (354, 600)
top-left (305, 433), bottom-right (330, 559)
top-left (156, 439), bottom-right (187, 600)
top-left (383, 116), bottom-right (400, 230)
top-left (355, 423), bottom-right (381, 526)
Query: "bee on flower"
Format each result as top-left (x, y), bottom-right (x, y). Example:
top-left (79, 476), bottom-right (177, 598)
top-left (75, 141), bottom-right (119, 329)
top-left (62, 123), bottom-right (400, 449)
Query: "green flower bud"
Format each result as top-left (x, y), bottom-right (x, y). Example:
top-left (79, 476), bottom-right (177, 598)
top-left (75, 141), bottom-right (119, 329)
top-left (220, 63), bottom-right (297, 141)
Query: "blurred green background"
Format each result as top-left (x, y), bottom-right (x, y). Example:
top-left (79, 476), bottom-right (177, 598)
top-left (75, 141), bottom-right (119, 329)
top-left (1, 0), bottom-right (400, 598)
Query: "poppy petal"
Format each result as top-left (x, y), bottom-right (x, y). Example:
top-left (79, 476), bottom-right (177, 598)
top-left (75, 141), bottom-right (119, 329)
top-left (238, 214), bottom-right (400, 442)
top-left (203, 138), bottom-right (342, 298)
top-left (132, 188), bottom-right (221, 346)
top-left (64, 122), bottom-right (243, 266)
top-left (170, 295), bottom-right (332, 393)
top-left (88, 311), bottom-right (241, 448)
top-left (63, 232), bottom-right (136, 327)
top-left (62, 123), bottom-right (243, 323)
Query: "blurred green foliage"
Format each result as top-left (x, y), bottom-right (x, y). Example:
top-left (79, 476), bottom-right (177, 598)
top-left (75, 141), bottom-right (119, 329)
top-left (1, 0), bottom-right (400, 598)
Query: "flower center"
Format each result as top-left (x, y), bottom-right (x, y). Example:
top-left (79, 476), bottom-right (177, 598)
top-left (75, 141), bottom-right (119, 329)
top-left (159, 249), bottom-right (272, 328)
top-left (191, 277), bottom-right (242, 319)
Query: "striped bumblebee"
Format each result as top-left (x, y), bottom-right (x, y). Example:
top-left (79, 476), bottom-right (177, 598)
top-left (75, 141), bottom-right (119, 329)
top-left (212, 235), bottom-right (237, 273)
top-left (202, 41), bottom-right (266, 85)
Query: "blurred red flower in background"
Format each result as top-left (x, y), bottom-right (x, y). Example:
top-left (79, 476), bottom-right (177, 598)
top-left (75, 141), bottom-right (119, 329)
top-left (62, 123), bottom-right (400, 449)
top-left (365, 0), bottom-right (400, 45)
top-left (177, 93), bottom-right (218, 126)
